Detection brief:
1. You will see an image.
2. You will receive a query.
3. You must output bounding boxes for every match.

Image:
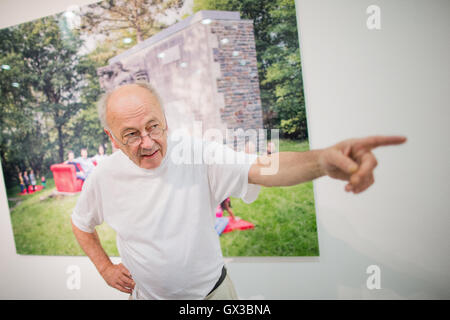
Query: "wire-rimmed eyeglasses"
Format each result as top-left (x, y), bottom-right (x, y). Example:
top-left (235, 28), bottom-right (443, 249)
top-left (112, 124), bottom-right (166, 146)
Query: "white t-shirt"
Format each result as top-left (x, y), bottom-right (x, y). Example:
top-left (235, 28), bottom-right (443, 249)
top-left (71, 135), bottom-right (260, 299)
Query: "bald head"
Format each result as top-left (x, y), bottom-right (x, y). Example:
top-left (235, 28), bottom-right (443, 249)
top-left (97, 82), bottom-right (165, 130)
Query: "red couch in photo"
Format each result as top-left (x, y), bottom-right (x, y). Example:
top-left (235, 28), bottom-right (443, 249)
top-left (50, 164), bottom-right (84, 193)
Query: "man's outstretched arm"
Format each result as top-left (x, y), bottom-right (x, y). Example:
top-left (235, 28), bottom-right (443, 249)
top-left (71, 219), bottom-right (135, 294)
top-left (249, 135), bottom-right (407, 193)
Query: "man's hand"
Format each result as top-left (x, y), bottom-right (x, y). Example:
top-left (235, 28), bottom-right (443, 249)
top-left (100, 263), bottom-right (135, 294)
top-left (319, 135), bottom-right (407, 194)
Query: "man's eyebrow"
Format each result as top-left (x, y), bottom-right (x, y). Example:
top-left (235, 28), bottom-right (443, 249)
top-left (146, 119), bottom-right (159, 125)
top-left (120, 119), bottom-right (159, 135)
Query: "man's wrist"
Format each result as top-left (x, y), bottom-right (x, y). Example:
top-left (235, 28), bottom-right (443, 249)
top-left (316, 148), bottom-right (328, 178)
top-left (97, 259), bottom-right (113, 276)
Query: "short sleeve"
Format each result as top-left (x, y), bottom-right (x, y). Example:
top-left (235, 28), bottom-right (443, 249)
top-left (71, 172), bottom-right (104, 233)
top-left (205, 141), bottom-right (261, 205)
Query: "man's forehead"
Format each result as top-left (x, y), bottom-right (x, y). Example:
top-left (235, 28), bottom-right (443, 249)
top-left (106, 85), bottom-right (164, 124)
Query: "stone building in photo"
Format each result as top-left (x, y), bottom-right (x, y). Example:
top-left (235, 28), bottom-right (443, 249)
top-left (97, 10), bottom-right (264, 149)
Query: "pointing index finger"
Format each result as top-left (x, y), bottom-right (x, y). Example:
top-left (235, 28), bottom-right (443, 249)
top-left (357, 135), bottom-right (407, 150)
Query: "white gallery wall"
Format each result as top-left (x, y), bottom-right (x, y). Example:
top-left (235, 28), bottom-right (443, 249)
top-left (0, 0), bottom-right (449, 299)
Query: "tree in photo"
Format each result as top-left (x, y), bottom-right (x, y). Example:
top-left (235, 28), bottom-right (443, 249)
top-left (0, 27), bottom-right (48, 185)
top-left (78, 0), bottom-right (184, 44)
top-left (0, 13), bottom-right (96, 188)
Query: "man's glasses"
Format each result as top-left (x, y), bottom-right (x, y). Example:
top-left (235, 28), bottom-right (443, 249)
top-left (114, 124), bottom-right (166, 146)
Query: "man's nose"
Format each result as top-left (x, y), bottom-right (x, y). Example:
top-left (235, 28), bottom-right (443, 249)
top-left (140, 133), bottom-right (155, 149)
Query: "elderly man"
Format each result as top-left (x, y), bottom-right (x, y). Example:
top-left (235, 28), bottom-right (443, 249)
top-left (71, 82), bottom-right (406, 300)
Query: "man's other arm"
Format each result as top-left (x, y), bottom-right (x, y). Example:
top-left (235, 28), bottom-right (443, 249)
top-left (71, 219), bottom-right (135, 294)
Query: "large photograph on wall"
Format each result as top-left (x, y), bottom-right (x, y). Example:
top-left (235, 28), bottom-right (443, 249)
top-left (0, 0), bottom-right (318, 257)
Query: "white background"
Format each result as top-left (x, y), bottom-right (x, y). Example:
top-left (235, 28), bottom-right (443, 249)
top-left (0, 0), bottom-right (449, 299)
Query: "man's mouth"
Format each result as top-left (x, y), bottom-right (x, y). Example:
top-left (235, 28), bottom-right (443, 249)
top-left (140, 149), bottom-right (159, 159)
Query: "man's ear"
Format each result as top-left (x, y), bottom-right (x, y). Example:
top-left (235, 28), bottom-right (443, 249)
top-left (105, 128), bottom-right (120, 150)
